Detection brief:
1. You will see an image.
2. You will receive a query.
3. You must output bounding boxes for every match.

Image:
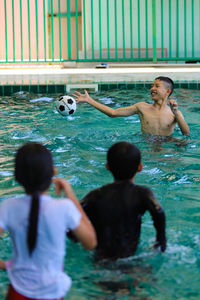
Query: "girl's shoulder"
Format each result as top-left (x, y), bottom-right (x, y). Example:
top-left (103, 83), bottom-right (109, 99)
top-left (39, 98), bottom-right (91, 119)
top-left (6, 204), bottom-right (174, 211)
top-left (0, 195), bottom-right (27, 209)
top-left (43, 195), bottom-right (79, 214)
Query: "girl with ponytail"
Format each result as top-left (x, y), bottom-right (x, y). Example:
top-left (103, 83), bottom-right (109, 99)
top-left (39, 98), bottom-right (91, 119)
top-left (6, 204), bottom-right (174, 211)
top-left (0, 142), bottom-right (96, 300)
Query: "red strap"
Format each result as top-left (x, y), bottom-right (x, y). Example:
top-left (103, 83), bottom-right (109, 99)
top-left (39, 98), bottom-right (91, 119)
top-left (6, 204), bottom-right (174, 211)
top-left (6, 284), bottom-right (64, 300)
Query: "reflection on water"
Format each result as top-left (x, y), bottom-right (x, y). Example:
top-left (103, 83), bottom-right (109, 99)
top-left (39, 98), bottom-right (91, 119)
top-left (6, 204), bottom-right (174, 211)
top-left (93, 258), bottom-right (153, 299)
top-left (0, 88), bottom-right (200, 299)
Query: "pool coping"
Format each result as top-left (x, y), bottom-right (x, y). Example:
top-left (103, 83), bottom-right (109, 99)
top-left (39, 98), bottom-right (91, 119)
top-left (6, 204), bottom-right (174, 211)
top-left (0, 65), bottom-right (200, 95)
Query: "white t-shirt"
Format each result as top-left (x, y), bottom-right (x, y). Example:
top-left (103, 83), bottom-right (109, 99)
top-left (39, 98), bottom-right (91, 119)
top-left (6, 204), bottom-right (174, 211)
top-left (0, 194), bottom-right (81, 299)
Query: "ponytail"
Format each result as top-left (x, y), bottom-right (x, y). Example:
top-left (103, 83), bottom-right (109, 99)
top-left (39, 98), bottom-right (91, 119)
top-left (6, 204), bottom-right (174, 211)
top-left (27, 192), bottom-right (40, 255)
top-left (15, 142), bottom-right (53, 255)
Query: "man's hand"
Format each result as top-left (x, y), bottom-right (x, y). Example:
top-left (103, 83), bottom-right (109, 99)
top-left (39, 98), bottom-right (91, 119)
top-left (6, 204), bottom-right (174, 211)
top-left (72, 90), bottom-right (91, 103)
top-left (168, 99), bottom-right (178, 115)
top-left (168, 99), bottom-right (190, 135)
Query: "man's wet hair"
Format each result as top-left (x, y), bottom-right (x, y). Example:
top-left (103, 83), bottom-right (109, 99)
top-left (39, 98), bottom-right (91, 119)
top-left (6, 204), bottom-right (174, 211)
top-left (155, 76), bottom-right (174, 96)
top-left (107, 141), bottom-right (141, 180)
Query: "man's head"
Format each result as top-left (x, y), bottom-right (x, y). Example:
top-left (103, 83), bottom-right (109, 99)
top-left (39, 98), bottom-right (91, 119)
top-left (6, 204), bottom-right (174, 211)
top-left (155, 76), bottom-right (174, 96)
top-left (106, 141), bottom-right (142, 180)
top-left (151, 76), bottom-right (174, 101)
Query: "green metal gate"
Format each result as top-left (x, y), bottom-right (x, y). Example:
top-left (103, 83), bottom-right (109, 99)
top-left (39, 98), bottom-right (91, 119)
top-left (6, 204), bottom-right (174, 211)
top-left (0, 0), bottom-right (200, 64)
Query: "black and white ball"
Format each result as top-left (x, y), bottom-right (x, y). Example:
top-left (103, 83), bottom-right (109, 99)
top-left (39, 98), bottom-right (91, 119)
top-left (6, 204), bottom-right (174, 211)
top-left (56, 95), bottom-right (77, 116)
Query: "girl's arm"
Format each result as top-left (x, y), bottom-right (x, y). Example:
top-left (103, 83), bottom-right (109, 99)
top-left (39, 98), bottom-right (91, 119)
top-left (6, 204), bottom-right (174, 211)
top-left (0, 228), bottom-right (6, 270)
top-left (54, 178), bottom-right (97, 250)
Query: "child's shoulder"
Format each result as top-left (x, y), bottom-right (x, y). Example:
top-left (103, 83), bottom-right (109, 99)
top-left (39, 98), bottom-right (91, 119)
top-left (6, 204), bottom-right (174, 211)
top-left (0, 195), bottom-right (25, 208)
top-left (43, 195), bottom-right (81, 219)
top-left (134, 183), bottom-right (154, 196)
top-left (136, 101), bottom-right (152, 111)
top-left (45, 195), bottom-right (74, 207)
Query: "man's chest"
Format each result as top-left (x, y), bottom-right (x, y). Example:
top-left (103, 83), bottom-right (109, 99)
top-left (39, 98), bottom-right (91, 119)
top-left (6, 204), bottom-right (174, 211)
top-left (140, 108), bottom-right (175, 126)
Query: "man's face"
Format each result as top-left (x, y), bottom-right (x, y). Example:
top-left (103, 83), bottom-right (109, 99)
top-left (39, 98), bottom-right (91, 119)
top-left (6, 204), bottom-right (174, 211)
top-left (150, 79), bottom-right (170, 101)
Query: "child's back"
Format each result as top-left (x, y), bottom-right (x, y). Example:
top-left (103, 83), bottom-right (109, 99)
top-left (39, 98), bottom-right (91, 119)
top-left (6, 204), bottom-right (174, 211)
top-left (0, 142), bottom-right (96, 300)
top-left (2, 194), bottom-right (80, 297)
top-left (82, 180), bottom-right (165, 260)
top-left (81, 142), bottom-right (166, 260)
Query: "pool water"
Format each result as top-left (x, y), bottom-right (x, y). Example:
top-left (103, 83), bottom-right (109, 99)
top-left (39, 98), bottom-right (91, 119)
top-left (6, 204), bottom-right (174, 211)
top-left (0, 87), bottom-right (199, 299)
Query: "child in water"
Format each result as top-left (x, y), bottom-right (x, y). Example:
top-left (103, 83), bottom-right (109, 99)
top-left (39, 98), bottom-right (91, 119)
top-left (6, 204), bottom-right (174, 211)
top-left (73, 76), bottom-right (190, 137)
top-left (80, 141), bottom-right (166, 260)
top-left (0, 142), bottom-right (97, 300)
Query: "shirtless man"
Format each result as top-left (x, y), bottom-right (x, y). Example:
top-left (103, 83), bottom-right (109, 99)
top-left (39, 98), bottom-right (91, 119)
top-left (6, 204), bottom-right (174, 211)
top-left (73, 76), bottom-right (190, 136)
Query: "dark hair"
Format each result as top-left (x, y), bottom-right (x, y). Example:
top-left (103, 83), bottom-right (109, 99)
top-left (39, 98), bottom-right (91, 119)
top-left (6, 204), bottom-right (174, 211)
top-left (107, 141), bottom-right (141, 180)
top-left (15, 142), bottom-right (53, 255)
top-left (155, 76), bottom-right (174, 96)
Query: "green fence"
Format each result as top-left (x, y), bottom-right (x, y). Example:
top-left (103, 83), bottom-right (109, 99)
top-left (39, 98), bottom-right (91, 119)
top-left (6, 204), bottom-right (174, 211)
top-left (0, 0), bottom-right (200, 64)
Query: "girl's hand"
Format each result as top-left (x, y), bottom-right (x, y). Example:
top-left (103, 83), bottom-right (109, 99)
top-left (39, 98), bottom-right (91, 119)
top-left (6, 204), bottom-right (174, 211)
top-left (53, 178), bottom-right (72, 197)
top-left (53, 179), bottom-right (97, 250)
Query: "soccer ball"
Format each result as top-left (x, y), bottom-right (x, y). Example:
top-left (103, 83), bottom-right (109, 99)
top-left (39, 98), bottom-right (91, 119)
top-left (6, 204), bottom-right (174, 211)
top-left (55, 95), bottom-right (77, 116)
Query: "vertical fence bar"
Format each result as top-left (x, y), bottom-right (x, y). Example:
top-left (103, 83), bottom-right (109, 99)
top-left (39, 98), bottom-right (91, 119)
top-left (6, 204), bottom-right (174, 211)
top-left (50, 0), bottom-right (54, 61)
top-left (161, 0), bottom-right (164, 58)
top-left (83, 0), bottom-right (87, 59)
top-left (4, 0), bottom-right (8, 62)
top-left (91, 0), bottom-right (94, 59)
top-left (107, 0), bottom-right (110, 59)
top-left (122, 0), bottom-right (125, 59)
top-left (67, 0), bottom-right (71, 60)
top-left (191, 0), bottom-right (194, 58)
top-left (35, 0), bottom-right (39, 61)
top-left (58, 0), bottom-right (62, 60)
top-left (20, 0), bottom-right (23, 61)
top-left (176, 0), bottom-right (179, 58)
top-left (114, 0), bottom-right (118, 59)
top-left (43, 0), bottom-right (47, 61)
top-left (137, 0), bottom-right (140, 58)
top-left (145, 0), bottom-right (148, 58)
top-left (12, 0), bottom-right (15, 61)
top-left (2, 0), bottom-right (199, 64)
top-left (199, 0), bottom-right (200, 57)
top-left (47, 0), bottom-right (51, 60)
top-left (184, 0), bottom-right (187, 57)
top-left (27, 0), bottom-right (31, 61)
top-left (99, 0), bottom-right (102, 59)
top-left (130, 0), bottom-right (133, 59)
top-left (169, 0), bottom-right (172, 58)
top-left (152, 0), bottom-right (157, 63)
top-left (75, 0), bottom-right (79, 60)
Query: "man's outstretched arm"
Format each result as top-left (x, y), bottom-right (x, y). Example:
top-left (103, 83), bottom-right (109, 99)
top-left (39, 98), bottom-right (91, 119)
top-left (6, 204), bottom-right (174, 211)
top-left (73, 90), bottom-right (139, 117)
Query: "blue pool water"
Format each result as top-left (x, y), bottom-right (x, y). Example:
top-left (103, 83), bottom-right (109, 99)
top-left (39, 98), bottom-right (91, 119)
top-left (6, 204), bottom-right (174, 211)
top-left (0, 87), bottom-right (199, 299)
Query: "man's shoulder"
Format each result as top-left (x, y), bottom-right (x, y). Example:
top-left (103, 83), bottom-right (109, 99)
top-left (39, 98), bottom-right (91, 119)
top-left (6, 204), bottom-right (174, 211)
top-left (85, 181), bottom-right (152, 193)
top-left (82, 183), bottom-right (113, 200)
top-left (135, 101), bottom-right (152, 111)
top-left (134, 183), bottom-right (154, 198)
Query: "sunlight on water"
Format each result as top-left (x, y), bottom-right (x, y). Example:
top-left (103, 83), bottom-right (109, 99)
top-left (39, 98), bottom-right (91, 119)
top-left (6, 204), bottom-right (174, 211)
top-left (0, 88), bottom-right (199, 299)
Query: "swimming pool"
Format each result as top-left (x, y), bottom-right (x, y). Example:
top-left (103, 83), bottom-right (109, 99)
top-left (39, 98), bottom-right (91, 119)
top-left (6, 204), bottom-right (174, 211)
top-left (0, 86), bottom-right (199, 299)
